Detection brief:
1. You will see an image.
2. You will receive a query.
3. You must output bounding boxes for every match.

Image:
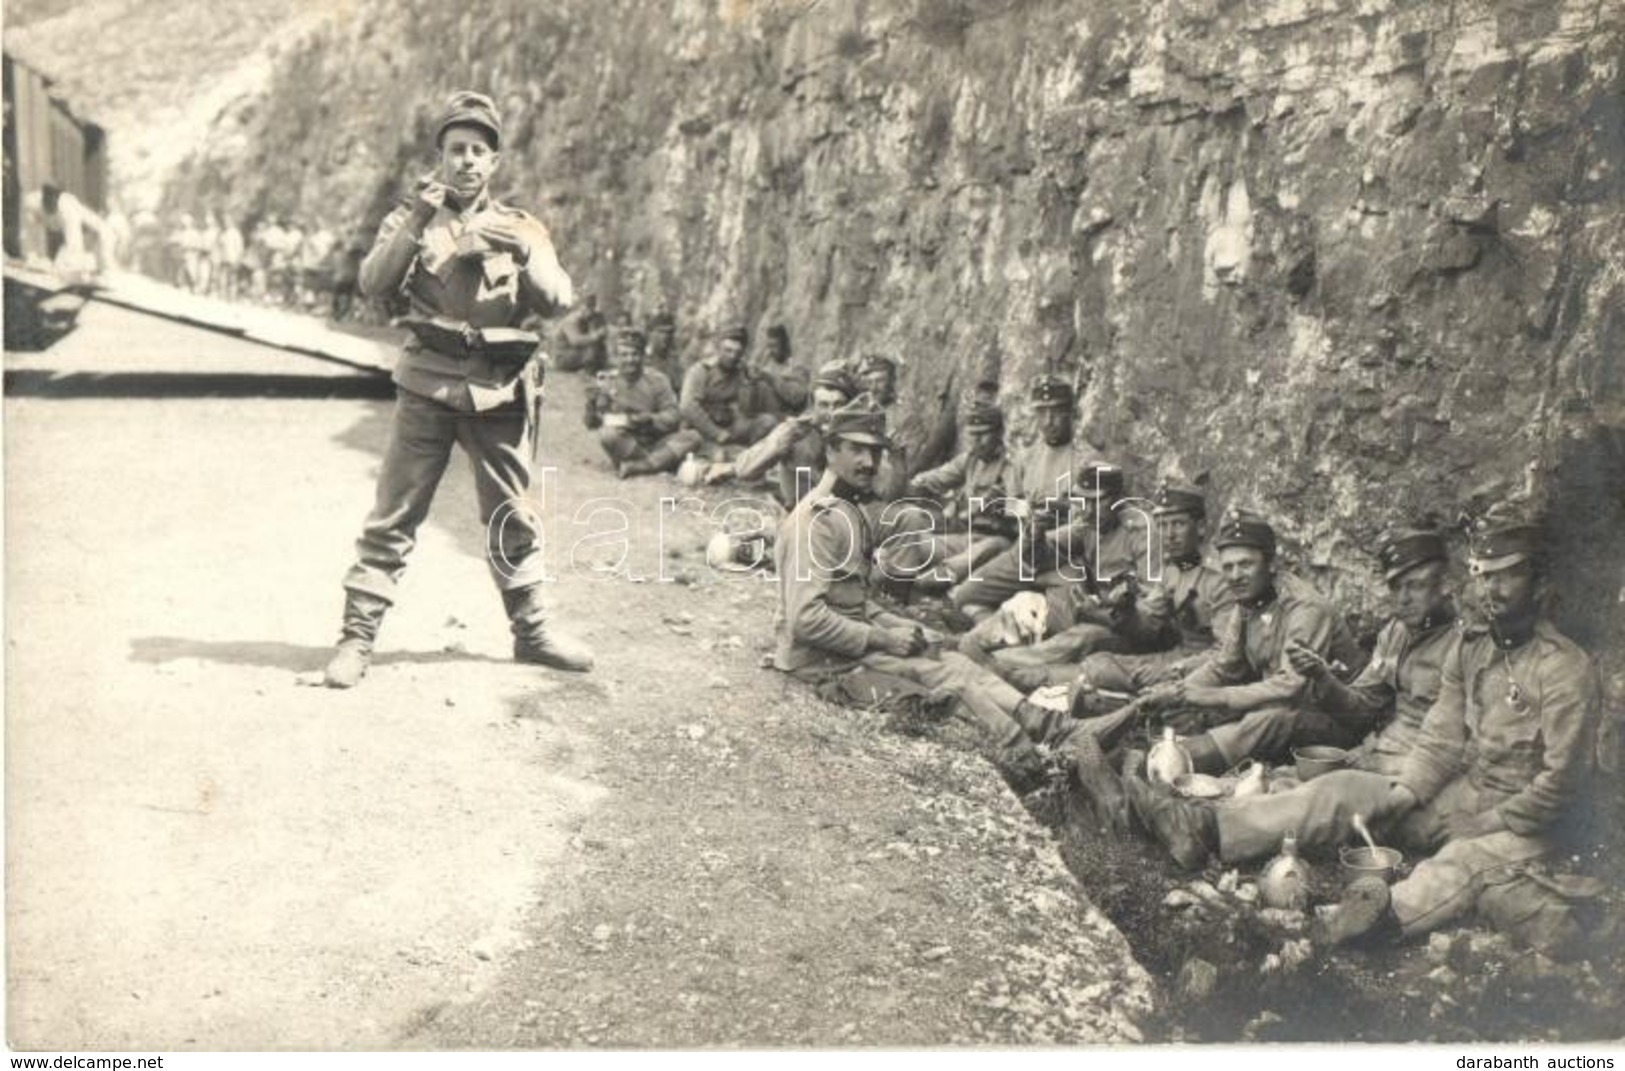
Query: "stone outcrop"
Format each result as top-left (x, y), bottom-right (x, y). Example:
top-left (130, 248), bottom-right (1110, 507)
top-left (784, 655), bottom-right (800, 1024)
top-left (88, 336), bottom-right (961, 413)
top-left (173, 0), bottom-right (1623, 712)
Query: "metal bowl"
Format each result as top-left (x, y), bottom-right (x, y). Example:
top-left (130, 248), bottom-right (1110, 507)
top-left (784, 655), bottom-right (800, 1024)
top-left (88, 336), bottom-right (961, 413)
top-left (1293, 745), bottom-right (1352, 782)
top-left (1172, 772), bottom-right (1227, 799)
top-left (1340, 845), bottom-right (1403, 884)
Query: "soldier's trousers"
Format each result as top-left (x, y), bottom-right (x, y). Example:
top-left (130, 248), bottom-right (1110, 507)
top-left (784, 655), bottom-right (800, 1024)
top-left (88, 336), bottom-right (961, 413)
top-left (796, 650), bottom-right (1079, 754)
top-left (1080, 647), bottom-right (1203, 692)
top-left (344, 387), bottom-right (542, 601)
top-left (1177, 703), bottom-right (1367, 767)
top-left (1215, 769), bottom-right (1561, 942)
top-left (596, 425), bottom-right (704, 468)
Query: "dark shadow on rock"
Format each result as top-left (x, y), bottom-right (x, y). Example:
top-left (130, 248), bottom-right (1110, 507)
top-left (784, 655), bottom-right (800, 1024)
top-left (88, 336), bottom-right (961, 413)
top-left (4, 369), bottom-right (393, 400)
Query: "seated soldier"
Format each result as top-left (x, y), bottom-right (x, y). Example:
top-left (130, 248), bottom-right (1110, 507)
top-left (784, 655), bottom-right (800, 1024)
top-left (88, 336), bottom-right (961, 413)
top-left (751, 324), bottom-right (810, 418)
top-left (949, 375), bottom-right (1136, 626)
top-left (680, 324), bottom-right (779, 455)
top-left (1132, 511), bottom-right (1367, 774)
top-left (773, 401), bottom-right (1100, 788)
top-left (646, 308), bottom-right (683, 388)
top-left (876, 400), bottom-right (1015, 593)
top-left (1124, 515), bottom-right (1602, 955)
top-left (727, 360), bottom-right (857, 506)
top-left (1076, 481), bottom-right (1234, 693)
top-left (555, 292), bottom-right (609, 373)
top-left (584, 327), bottom-right (703, 477)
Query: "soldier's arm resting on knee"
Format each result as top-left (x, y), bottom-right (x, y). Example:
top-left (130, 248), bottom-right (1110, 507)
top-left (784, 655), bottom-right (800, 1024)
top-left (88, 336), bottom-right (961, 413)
top-left (679, 365), bottom-right (728, 443)
top-left (1298, 625), bottom-right (1397, 734)
top-left (1397, 641), bottom-right (1472, 808)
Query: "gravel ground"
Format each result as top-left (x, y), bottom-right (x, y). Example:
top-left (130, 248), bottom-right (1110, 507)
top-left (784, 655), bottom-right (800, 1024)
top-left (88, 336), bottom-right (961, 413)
top-left (5, 300), bottom-right (1151, 1050)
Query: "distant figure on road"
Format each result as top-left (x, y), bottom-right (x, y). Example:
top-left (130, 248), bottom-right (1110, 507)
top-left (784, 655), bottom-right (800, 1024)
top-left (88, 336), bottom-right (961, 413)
top-left (323, 90), bottom-right (593, 687)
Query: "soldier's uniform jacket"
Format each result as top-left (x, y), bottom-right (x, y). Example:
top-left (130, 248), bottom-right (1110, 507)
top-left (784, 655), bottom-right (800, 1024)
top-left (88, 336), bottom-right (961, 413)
top-left (1399, 618), bottom-right (1601, 839)
top-left (773, 471), bottom-right (886, 674)
top-left (1314, 608), bottom-right (1460, 773)
top-left (907, 449), bottom-right (1013, 533)
top-left (735, 418), bottom-right (825, 507)
top-left (1184, 573), bottom-right (1366, 709)
top-left (586, 368), bottom-right (681, 438)
top-left (1139, 555), bottom-right (1234, 651)
top-left (680, 359), bottom-right (758, 440)
top-left (1008, 438), bottom-right (1080, 506)
top-left (378, 192), bottom-right (570, 411)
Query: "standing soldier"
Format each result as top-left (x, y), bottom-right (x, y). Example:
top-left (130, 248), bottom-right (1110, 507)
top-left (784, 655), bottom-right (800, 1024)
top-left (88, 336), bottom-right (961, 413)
top-left (556, 292), bottom-right (609, 373)
top-left (679, 324), bottom-right (778, 454)
top-left (322, 91), bottom-right (592, 687)
top-left (585, 326), bottom-right (703, 477)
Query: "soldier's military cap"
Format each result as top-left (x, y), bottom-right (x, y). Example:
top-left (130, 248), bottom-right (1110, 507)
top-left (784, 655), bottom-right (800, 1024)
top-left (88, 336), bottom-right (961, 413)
top-left (857, 354), bottom-right (898, 375)
top-left (1467, 519), bottom-right (1540, 576)
top-left (812, 360), bottom-right (858, 397)
top-left (826, 401), bottom-right (890, 447)
top-left (615, 326), bottom-right (647, 352)
top-left (1152, 480), bottom-right (1207, 519)
top-left (1213, 509), bottom-right (1278, 557)
top-left (1075, 461), bottom-right (1125, 500)
top-left (436, 91), bottom-right (503, 149)
top-left (1030, 374), bottom-right (1074, 409)
top-left (965, 402), bottom-right (1005, 432)
top-left (1377, 528), bottom-right (1447, 582)
top-left (720, 324), bottom-right (749, 344)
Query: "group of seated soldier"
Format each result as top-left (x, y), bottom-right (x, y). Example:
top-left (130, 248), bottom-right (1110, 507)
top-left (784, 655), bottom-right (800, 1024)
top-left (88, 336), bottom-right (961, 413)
top-left (736, 358), bottom-right (1604, 962)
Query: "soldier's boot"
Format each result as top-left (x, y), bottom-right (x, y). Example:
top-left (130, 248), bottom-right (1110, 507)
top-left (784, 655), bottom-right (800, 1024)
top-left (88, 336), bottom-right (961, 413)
top-left (322, 590), bottom-right (391, 689)
top-left (1069, 727), bottom-right (1130, 834)
top-left (502, 585), bottom-right (595, 672)
top-left (989, 722), bottom-right (1050, 795)
top-left (1312, 877), bottom-right (1402, 948)
top-left (1010, 697), bottom-right (1086, 751)
top-left (642, 442), bottom-right (686, 475)
top-left (1181, 732), bottom-right (1229, 775)
top-left (616, 454), bottom-right (658, 479)
top-left (1122, 772), bottom-right (1218, 871)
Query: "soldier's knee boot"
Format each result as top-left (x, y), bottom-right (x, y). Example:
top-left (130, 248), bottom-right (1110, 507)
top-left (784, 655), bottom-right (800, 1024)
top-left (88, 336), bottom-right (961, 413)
top-left (1313, 877), bottom-right (1403, 948)
top-left (323, 589), bottom-right (391, 688)
top-left (502, 584), bottom-right (595, 672)
top-left (642, 442), bottom-right (686, 474)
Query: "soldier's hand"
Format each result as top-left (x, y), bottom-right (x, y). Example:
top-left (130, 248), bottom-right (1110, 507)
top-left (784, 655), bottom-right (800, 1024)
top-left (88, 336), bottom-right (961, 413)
top-left (1285, 640), bottom-right (1329, 680)
top-left (1143, 680), bottom-right (1186, 710)
top-left (1385, 782), bottom-right (1420, 815)
top-left (873, 627), bottom-right (923, 657)
top-left (413, 180), bottom-right (452, 220)
top-left (473, 218), bottom-right (532, 261)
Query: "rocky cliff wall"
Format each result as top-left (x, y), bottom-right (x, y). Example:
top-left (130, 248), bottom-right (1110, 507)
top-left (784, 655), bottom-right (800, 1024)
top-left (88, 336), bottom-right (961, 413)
top-left (173, 0), bottom-right (1624, 703)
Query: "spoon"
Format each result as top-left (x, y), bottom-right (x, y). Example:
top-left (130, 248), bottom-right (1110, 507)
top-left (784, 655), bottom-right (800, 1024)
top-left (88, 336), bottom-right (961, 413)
top-left (1352, 813), bottom-right (1379, 854)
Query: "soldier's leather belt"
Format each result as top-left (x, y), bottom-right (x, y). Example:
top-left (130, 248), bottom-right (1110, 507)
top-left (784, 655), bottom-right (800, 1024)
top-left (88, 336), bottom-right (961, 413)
top-left (403, 316), bottom-right (540, 366)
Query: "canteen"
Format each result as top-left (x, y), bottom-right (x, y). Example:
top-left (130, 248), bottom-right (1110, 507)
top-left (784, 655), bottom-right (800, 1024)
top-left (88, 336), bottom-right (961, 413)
top-left (1147, 726), bottom-right (1194, 786)
top-left (1258, 832), bottom-right (1313, 911)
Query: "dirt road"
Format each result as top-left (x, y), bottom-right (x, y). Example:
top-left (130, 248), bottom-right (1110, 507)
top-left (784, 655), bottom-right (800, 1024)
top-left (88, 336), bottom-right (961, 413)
top-left (5, 301), bottom-right (1149, 1049)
